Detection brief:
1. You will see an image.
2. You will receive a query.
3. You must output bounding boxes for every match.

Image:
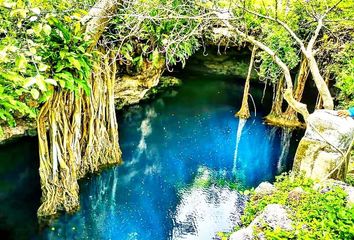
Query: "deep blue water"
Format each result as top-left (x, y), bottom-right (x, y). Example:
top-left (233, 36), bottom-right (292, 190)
top-left (0, 68), bottom-right (302, 240)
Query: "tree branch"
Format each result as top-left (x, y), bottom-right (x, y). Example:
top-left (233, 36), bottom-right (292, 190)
top-left (82, 0), bottom-right (122, 49)
top-left (215, 11), bottom-right (309, 120)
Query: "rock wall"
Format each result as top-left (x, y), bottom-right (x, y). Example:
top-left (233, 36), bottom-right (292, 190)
top-left (115, 59), bottom-right (165, 109)
top-left (0, 120), bottom-right (36, 144)
top-left (183, 47), bottom-right (258, 80)
top-left (293, 110), bottom-right (354, 180)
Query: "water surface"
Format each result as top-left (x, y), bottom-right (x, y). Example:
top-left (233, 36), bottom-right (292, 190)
top-left (0, 65), bottom-right (302, 240)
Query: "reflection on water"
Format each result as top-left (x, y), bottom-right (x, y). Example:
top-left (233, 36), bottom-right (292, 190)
top-left (0, 70), bottom-right (303, 240)
top-left (232, 118), bottom-right (247, 175)
top-left (277, 128), bottom-right (293, 174)
top-left (172, 185), bottom-right (245, 240)
top-left (0, 138), bottom-right (40, 240)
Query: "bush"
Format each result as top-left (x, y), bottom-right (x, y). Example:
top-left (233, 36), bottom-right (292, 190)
top-left (238, 174), bottom-right (354, 239)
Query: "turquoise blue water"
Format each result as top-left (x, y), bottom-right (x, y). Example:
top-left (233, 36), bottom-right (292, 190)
top-left (0, 68), bottom-right (302, 240)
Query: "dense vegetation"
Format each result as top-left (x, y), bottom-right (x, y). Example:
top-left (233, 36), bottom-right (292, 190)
top-left (0, 0), bottom-right (95, 134)
top-left (231, 174), bottom-right (354, 239)
top-left (1, 0), bottom-right (353, 135)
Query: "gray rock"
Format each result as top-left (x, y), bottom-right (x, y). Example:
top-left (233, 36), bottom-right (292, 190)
top-left (229, 227), bottom-right (254, 240)
top-left (254, 182), bottom-right (276, 196)
top-left (230, 204), bottom-right (292, 240)
top-left (288, 187), bottom-right (305, 202)
top-left (293, 110), bottom-right (354, 181)
top-left (183, 48), bottom-right (258, 80)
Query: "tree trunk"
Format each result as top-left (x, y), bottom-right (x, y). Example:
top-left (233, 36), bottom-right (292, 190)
top-left (81, 0), bottom-right (121, 49)
top-left (315, 71), bottom-right (330, 109)
top-left (306, 52), bottom-right (334, 110)
top-left (215, 12), bottom-right (310, 121)
top-left (264, 75), bottom-right (286, 126)
top-left (236, 45), bottom-right (257, 119)
top-left (229, 7), bottom-right (334, 112)
top-left (268, 75), bottom-right (284, 117)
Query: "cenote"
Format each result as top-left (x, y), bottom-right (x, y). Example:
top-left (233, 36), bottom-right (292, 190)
top-left (0, 52), bottom-right (304, 240)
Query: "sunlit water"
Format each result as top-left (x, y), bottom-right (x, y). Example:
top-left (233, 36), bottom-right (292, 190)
top-left (0, 68), bottom-right (302, 240)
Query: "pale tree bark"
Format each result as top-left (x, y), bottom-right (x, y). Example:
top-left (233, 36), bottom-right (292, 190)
top-left (284, 57), bottom-right (310, 118)
top-left (236, 45), bottom-right (257, 119)
top-left (82, 0), bottom-right (122, 48)
top-left (315, 71), bottom-right (330, 109)
top-left (266, 75), bottom-right (284, 118)
top-left (216, 12), bottom-right (310, 121)
top-left (232, 3), bottom-right (338, 110)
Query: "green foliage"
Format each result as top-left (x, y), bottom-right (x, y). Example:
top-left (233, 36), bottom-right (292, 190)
top-left (0, 0), bottom-right (93, 132)
top-left (332, 42), bottom-right (354, 108)
top-left (257, 25), bottom-right (300, 83)
top-left (239, 174), bottom-right (354, 239)
top-left (105, 0), bottom-right (201, 72)
top-left (346, 174), bottom-right (354, 187)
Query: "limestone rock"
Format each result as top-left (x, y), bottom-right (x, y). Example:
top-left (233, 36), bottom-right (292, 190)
top-left (143, 76), bottom-right (182, 100)
top-left (115, 60), bottom-right (165, 109)
top-left (229, 227), bottom-right (254, 240)
top-left (293, 110), bottom-right (354, 180)
top-left (0, 119), bottom-right (36, 144)
top-left (230, 204), bottom-right (292, 240)
top-left (254, 182), bottom-right (276, 196)
top-left (184, 48), bottom-right (258, 80)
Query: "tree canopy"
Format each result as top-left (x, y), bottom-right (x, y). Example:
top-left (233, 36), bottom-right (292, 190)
top-left (1, 0), bottom-right (353, 135)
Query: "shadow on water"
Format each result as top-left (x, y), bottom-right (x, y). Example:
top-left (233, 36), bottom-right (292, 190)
top-left (0, 51), bottom-right (304, 240)
top-left (0, 137), bottom-right (41, 240)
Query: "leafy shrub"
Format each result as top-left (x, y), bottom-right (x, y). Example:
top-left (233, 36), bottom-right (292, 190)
top-left (238, 174), bottom-right (354, 239)
top-left (0, 0), bottom-right (92, 133)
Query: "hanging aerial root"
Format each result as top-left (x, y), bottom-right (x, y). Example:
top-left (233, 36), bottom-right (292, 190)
top-left (236, 46), bottom-right (257, 119)
top-left (37, 51), bottom-right (122, 218)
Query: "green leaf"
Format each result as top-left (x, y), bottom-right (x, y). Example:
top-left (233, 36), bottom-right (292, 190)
top-left (44, 78), bottom-right (57, 86)
top-left (30, 88), bottom-right (40, 99)
top-left (15, 54), bottom-right (27, 71)
top-left (152, 49), bottom-right (160, 67)
top-left (38, 63), bottom-right (49, 72)
top-left (34, 74), bottom-right (47, 91)
top-left (0, 72), bottom-right (25, 83)
top-left (43, 24), bottom-right (52, 36)
top-left (68, 56), bottom-right (81, 71)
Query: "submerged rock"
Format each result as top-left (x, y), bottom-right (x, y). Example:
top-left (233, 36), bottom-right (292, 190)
top-left (192, 166), bottom-right (213, 188)
top-left (230, 204), bottom-right (292, 240)
top-left (293, 110), bottom-right (354, 180)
